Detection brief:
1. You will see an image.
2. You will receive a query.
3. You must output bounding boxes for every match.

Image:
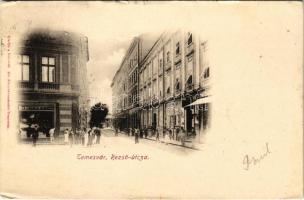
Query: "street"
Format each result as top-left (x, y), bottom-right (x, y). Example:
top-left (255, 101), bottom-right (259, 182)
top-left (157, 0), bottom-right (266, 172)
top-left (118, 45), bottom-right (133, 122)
top-left (1, 128), bottom-right (292, 199)
top-left (1, 128), bottom-right (205, 199)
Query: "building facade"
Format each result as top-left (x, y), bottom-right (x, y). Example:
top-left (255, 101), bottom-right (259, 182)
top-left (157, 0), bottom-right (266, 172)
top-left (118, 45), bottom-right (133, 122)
top-left (111, 34), bottom-right (158, 132)
top-left (18, 30), bottom-right (89, 136)
top-left (112, 29), bottom-right (211, 141)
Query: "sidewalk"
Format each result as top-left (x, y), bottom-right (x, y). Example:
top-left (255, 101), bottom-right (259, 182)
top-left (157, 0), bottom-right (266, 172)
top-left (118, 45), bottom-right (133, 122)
top-left (19, 136), bottom-right (66, 145)
top-left (118, 131), bottom-right (203, 151)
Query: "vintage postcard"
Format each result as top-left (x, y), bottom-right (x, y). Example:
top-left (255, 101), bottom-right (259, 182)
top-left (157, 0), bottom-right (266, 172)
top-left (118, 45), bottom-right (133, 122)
top-left (0, 1), bottom-right (303, 199)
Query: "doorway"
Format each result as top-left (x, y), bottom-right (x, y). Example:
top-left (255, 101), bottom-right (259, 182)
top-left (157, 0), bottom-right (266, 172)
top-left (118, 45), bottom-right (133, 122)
top-left (186, 107), bottom-right (193, 134)
top-left (152, 113), bottom-right (157, 130)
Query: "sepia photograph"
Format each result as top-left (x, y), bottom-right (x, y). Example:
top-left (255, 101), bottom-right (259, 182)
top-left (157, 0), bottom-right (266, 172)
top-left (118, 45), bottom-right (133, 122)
top-left (0, 1), bottom-right (302, 199)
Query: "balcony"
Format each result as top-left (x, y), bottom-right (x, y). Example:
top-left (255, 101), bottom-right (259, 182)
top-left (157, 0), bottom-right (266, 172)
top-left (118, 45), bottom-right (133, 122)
top-left (38, 82), bottom-right (59, 90)
top-left (18, 81), bottom-right (34, 89)
top-left (186, 43), bottom-right (194, 56)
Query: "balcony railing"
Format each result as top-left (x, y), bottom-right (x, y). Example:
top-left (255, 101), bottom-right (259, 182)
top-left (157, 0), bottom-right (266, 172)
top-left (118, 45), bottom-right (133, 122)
top-left (18, 81), bottom-right (34, 89)
top-left (38, 82), bottom-right (59, 90)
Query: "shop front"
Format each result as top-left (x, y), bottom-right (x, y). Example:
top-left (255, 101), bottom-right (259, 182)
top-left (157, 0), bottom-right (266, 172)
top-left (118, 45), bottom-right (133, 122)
top-left (19, 103), bottom-right (57, 138)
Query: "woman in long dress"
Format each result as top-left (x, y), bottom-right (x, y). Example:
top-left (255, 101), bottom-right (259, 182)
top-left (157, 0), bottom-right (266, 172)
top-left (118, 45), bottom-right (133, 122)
top-left (84, 129), bottom-right (89, 147)
top-left (64, 129), bottom-right (69, 144)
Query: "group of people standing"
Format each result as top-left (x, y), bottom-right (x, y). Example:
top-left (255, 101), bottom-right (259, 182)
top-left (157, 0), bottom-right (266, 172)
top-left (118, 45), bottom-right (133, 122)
top-left (127, 127), bottom-right (140, 144)
top-left (126, 126), bottom-right (187, 146)
top-left (64, 127), bottom-right (102, 147)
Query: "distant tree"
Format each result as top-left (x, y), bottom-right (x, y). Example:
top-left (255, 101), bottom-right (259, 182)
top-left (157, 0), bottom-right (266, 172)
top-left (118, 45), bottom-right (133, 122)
top-left (89, 102), bottom-right (109, 128)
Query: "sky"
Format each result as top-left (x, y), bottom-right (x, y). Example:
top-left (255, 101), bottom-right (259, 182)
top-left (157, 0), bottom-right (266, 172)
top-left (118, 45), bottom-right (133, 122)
top-left (86, 35), bottom-right (130, 111)
top-left (1, 1), bottom-right (302, 115)
top-left (1, 2), bottom-right (182, 112)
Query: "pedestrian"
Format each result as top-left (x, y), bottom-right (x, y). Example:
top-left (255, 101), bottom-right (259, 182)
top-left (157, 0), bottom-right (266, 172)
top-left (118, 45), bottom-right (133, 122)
top-left (144, 127), bottom-right (148, 138)
top-left (91, 128), bottom-right (96, 144)
top-left (139, 128), bottom-right (143, 138)
top-left (180, 127), bottom-right (186, 146)
top-left (32, 124), bottom-right (39, 147)
top-left (95, 127), bottom-right (101, 144)
top-left (64, 128), bottom-right (69, 144)
top-left (49, 127), bottom-right (55, 143)
top-left (134, 128), bottom-right (139, 144)
top-left (164, 132), bottom-right (170, 145)
top-left (84, 129), bottom-right (89, 147)
top-left (155, 127), bottom-right (159, 141)
top-left (74, 128), bottom-right (79, 144)
top-left (81, 128), bottom-right (85, 146)
top-left (88, 129), bottom-right (94, 146)
top-left (69, 129), bottom-right (74, 147)
top-left (115, 127), bottom-right (118, 136)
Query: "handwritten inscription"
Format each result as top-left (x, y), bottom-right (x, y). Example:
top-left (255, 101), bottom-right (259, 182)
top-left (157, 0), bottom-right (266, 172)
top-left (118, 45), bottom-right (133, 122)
top-left (243, 143), bottom-right (271, 170)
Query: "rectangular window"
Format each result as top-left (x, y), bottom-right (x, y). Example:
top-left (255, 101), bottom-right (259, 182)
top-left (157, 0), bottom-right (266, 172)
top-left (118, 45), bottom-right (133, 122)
top-left (175, 67), bottom-right (181, 91)
top-left (187, 57), bottom-right (193, 78)
top-left (153, 58), bottom-right (158, 75)
top-left (19, 55), bottom-right (30, 81)
top-left (187, 33), bottom-right (193, 45)
top-left (166, 51), bottom-right (170, 62)
top-left (204, 67), bottom-right (210, 79)
top-left (165, 72), bottom-right (171, 94)
top-left (41, 56), bottom-right (56, 83)
top-left (186, 57), bottom-right (194, 86)
top-left (176, 42), bottom-right (180, 55)
top-left (159, 59), bottom-right (163, 73)
top-left (159, 78), bottom-right (163, 97)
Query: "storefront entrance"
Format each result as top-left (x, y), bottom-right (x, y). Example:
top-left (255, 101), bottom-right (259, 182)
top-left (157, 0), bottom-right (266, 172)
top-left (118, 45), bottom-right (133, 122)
top-left (19, 104), bottom-right (55, 138)
top-left (185, 107), bottom-right (193, 134)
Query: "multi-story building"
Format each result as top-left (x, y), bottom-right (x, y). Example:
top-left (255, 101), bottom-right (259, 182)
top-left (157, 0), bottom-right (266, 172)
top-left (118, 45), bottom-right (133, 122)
top-left (111, 33), bottom-right (158, 131)
top-left (18, 29), bottom-right (89, 136)
top-left (112, 29), bottom-right (211, 141)
top-left (138, 29), bottom-right (211, 141)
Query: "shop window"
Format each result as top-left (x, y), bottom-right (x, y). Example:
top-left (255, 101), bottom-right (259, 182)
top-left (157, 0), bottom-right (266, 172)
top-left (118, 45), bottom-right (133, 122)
top-left (19, 55), bottom-right (30, 81)
top-left (204, 103), bottom-right (209, 111)
top-left (41, 56), bottom-right (55, 83)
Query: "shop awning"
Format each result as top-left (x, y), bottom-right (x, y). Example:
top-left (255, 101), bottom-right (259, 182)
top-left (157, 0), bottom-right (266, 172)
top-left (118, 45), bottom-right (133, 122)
top-left (185, 96), bottom-right (212, 107)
